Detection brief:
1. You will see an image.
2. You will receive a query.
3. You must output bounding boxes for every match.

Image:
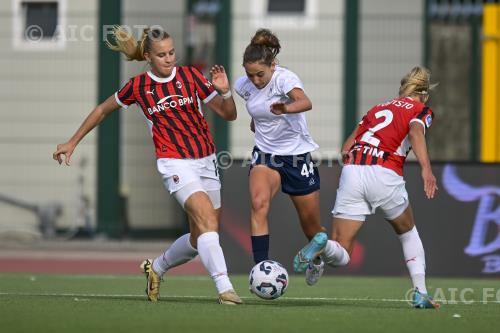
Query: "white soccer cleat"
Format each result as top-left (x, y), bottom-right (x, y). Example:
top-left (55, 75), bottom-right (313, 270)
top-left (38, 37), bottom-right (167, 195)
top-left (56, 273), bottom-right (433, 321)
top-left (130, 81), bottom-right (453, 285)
top-left (305, 260), bottom-right (325, 286)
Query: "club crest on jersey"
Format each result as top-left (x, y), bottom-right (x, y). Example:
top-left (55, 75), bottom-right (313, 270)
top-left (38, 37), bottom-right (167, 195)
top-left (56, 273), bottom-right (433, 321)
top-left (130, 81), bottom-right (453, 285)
top-left (243, 91), bottom-right (251, 100)
top-left (176, 81), bottom-right (182, 89)
top-left (267, 84), bottom-right (275, 98)
top-left (425, 114), bottom-right (433, 127)
top-left (173, 175), bottom-right (180, 184)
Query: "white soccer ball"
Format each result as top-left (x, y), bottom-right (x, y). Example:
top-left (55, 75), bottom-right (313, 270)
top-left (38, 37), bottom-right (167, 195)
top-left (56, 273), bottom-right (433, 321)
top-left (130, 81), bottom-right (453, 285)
top-left (249, 260), bottom-right (289, 300)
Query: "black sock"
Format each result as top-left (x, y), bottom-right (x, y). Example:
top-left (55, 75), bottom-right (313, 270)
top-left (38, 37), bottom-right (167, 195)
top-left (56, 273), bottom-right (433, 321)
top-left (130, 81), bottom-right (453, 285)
top-left (251, 234), bottom-right (270, 264)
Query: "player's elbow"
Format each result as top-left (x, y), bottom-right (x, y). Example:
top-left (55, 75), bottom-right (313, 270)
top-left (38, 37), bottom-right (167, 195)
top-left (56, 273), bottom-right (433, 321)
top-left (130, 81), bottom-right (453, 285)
top-left (303, 98), bottom-right (312, 111)
top-left (223, 105), bottom-right (237, 121)
top-left (225, 112), bottom-right (237, 121)
top-left (218, 108), bottom-right (237, 121)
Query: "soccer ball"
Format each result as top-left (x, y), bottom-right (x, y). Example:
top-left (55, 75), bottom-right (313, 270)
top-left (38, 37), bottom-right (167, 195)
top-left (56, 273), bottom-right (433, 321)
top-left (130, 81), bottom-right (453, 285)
top-left (249, 260), bottom-right (288, 300)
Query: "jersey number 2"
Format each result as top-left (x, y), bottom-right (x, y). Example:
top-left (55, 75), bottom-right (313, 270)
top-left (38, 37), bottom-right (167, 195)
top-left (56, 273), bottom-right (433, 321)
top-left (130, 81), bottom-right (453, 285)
top-left (360, 109), bottom-right (393, 147)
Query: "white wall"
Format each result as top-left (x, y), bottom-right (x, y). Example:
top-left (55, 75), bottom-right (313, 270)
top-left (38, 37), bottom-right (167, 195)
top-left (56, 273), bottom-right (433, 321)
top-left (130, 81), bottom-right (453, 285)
top-left (121, 0), bottom-right (186, 229)
top-left (230, 0), bottom-right (345, 159)
top-left (0, 0), bottom-right (98, 235)
top-left (0, 0), bottom-right (427, 235)
top-left (359, 0), bottom-right (424, 118)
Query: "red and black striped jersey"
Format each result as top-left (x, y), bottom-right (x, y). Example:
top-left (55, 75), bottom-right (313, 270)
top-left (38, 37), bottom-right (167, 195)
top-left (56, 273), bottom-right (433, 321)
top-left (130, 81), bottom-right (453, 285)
top-left (115, 66), bottom-right (218, 159)
top-left (348, 97), bottom-right (434, 176)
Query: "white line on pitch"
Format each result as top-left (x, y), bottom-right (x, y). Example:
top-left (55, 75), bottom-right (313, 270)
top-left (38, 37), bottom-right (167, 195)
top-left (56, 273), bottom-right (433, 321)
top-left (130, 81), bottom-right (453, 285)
top-left (0, 292), bottom-right (499, 304)
top-left (0, 273), bottom-right (210, 281)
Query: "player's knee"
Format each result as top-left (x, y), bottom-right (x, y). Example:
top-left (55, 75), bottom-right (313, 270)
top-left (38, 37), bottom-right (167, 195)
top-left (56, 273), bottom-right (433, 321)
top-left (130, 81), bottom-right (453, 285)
top-left (251, 194), bottom-right (271, 214)
top-left (187, 208), bottom-right (219, 233)
top-left (194, 217), bottom-right (218, 233)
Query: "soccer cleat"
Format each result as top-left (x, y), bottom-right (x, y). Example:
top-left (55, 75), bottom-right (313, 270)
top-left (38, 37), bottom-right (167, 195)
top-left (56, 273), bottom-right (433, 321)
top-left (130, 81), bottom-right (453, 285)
top-left (412, 288), bottom-right (440, 309)
top-left (140, 259), bottom-right (161, 302)
top-left (293, 232), bottom-right (328, 273)
top-left (218, 289), bottom-right (243, 305)
top-left (305, 259), bottom-right (325, 286)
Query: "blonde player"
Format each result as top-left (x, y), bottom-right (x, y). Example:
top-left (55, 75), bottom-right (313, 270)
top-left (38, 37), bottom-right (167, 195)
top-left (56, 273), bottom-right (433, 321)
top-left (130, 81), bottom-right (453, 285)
top-left (313, 66), bottom-right (440, 308)
top-left (53, 26), bottom-right (242, 305)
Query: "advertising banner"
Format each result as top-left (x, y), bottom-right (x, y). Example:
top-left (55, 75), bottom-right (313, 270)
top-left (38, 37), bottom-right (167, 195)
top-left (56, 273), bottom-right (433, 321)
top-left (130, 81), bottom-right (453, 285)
top-left (219, 162), bottom-right (500, 277)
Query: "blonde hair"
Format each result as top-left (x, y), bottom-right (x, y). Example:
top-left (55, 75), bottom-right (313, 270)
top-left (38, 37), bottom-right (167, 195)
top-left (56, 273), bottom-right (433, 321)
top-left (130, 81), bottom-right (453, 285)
top-left (105, 26), bottom-right (170, 61)
top-left (399, 66), bottom-right (438, 97)
top-left (243, 28), bottom-right (281, 66)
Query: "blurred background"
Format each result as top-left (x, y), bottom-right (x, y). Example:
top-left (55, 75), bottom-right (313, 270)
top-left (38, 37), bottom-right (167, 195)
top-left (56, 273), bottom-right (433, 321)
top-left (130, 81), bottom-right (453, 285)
top-left (0, 0), bottom-right (499, 277)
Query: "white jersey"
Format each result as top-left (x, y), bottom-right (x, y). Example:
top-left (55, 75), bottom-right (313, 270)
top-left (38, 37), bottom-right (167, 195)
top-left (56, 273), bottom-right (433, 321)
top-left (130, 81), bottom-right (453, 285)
top-left (234, 66), bottom-right (319, 155)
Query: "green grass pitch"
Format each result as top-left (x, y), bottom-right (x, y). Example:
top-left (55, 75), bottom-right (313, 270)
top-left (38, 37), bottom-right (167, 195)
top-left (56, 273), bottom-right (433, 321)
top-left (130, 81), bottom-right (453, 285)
top-left (1, 273), bottom-right (499, 333)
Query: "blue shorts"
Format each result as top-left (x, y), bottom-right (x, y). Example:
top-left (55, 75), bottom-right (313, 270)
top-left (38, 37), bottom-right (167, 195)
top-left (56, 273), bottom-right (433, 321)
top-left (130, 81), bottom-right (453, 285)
top-left (250, 146), bottom-right (320, 196)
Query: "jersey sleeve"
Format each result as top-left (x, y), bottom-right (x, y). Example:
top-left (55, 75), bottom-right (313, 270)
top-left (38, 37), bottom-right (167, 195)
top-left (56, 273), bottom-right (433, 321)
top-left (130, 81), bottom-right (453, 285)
top-left (410, 106), bottom-right (434, 133)
top-left (276, 70), bottom-right (304, 95)
top-left (190, 66), bottom-right (218, 104)
top-left (234, 76), bottom-right (247, 99)
top-left (115, 79), bottom-right (136, 109)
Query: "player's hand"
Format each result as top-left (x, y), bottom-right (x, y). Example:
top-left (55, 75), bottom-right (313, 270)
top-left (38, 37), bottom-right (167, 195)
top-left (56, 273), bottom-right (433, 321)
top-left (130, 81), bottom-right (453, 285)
top-left (341, 151), bottom-right (353, 165)
top-left (210, 65), bottom-right (230, 95)
top-left (270, 102), bottom-right (288, 115)
top-left (421, 167), bottom-right (438, 199)
top-left (53, 142), bottom-right (76, 166)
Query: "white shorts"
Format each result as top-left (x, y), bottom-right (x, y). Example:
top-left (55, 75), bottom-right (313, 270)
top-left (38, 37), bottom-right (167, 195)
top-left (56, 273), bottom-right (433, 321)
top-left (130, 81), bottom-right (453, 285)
top-left (332, 165), bottom-right (409, 221)
top-left (157, 154), bottom-right (221, 208)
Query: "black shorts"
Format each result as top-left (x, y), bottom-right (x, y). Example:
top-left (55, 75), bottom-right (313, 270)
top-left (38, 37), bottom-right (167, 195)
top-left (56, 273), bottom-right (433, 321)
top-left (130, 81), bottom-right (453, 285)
top-left (250, 146), bottom-right (320, 196)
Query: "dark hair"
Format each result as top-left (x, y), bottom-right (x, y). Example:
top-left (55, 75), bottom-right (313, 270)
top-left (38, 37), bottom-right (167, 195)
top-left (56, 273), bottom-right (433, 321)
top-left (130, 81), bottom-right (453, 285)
top-left (106, 26), bottom-right (171, 61)
top-left (243, 28), bottom-right (281, 66)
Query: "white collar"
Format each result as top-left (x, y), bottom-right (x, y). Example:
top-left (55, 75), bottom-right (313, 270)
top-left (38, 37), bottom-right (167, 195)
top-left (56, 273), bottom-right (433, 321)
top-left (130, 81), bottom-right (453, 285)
top-left (147, 67), bottom-right (176, 83)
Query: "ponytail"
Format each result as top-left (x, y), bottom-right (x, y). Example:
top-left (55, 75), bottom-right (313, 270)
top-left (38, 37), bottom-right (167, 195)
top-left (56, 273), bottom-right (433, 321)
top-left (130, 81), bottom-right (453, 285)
top-left (106, 26), bottom-right (170, 61)
top-left (399, 66), bottom-right (438, 97)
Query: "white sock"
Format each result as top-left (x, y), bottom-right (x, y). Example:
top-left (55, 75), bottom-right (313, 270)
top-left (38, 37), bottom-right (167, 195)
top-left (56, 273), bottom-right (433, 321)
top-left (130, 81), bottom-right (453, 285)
top-left (153, 233), bottom-right (198, 276)
top-left (321, 240), bottom-right (350, 267)
top-left (398, 226), bottom-right (427, 294)
top-left (197, 231), bottom-right (233, 294)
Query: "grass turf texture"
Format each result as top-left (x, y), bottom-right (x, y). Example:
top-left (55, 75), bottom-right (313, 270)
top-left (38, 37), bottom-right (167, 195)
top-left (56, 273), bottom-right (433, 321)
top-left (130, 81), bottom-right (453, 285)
top-left (0, 273), bottom-right (499, 333)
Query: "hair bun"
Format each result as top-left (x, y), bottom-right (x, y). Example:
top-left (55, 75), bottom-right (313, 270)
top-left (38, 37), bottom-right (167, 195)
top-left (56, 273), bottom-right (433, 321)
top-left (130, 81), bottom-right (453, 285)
top-left (251, 29), bottom-right (280, 50)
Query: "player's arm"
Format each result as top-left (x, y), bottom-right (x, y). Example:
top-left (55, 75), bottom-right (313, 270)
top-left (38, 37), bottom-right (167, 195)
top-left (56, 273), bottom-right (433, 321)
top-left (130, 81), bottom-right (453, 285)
top-left (409, 122), bottom-right (438, 199)
top-left (270, 88), bottom-right (312, 115)
top-left (206, 65), bottom-right (237, 121)
top-left (53, 95), bottom-right (120, 165)
top-left (342, 128), bottom-right (358, 153)
top-left (340, 127), bottom-right (358, 164)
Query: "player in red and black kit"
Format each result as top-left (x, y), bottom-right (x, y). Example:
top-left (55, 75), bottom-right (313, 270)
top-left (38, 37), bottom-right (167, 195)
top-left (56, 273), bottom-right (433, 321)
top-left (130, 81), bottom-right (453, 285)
top-left (306, 67), bottom-right (440, 309)
top-left (53, 26), bottom-right (242, 305)
top-left (347, 96), bottom-right (434, 176)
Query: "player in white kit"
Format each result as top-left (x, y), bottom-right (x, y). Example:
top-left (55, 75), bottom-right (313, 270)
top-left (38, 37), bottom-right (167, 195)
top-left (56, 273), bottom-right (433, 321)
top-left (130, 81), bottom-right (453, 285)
top-left (234, 29), bottom-right (327, 280)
